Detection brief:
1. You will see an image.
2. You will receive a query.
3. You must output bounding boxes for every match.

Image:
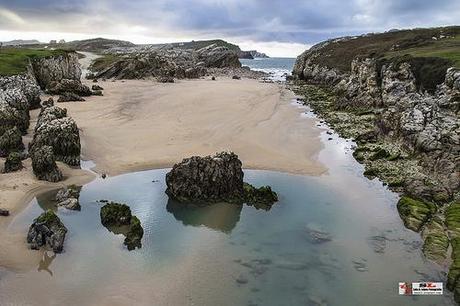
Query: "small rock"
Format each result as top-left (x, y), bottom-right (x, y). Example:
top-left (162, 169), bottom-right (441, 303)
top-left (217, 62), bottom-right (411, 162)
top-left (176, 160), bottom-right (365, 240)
top-left (101, 173), bottom-right (107, 179)
top-left (211, 76), bottom-right (216, 81)
top-left (232, 75), bottom-right (241, 80)
top-left (3, 151), bottom-right (23, 173)
top-left (27, 210), bottom-right (67, 253)
top-left (91, 90), bottom-right (103, 96)
top-left (236, 276), bottom-right (248, 284)
top-left (57, 92), bottom-right (85, 102)
top-left (0, 208), bottom-right (10, 216)
top-left (92, 85), bottom-right (103, 91)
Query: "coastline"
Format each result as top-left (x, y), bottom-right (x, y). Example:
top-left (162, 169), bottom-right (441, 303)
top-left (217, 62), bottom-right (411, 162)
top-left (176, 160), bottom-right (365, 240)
top-left (0, 76), bottom-right (326, 270)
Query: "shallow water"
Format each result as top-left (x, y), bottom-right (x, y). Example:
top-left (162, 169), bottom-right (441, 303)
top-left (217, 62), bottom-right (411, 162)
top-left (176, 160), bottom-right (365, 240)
top-left (0, 100), bottom-right (454, 306)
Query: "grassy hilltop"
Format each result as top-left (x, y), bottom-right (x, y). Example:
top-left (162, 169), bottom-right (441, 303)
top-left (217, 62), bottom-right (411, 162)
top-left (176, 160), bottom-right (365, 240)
top-left (0, 48), bottom-right (67, 76)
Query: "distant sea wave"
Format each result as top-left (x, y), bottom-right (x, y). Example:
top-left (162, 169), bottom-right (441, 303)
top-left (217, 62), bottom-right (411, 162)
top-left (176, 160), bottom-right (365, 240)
top-left (239, 57), bottom-right (296, 81)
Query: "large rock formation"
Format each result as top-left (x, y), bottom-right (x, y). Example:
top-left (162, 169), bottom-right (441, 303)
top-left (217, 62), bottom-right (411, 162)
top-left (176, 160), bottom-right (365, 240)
top-left (0, 75), bottom-right (41, 109)
top-left (30, 145), bottom-right (63, 182)
top-left (0, 127), bottom-right (24, 157)
top-left (90, 44), bottom-right (241, 80)
top-left (30, 105), bottom-right (81, 166)
top-left (165, 152), bottom-right (278, 208)
top-left (27, 210), bottom-right (68, 253)
top-left (0, 88), bottom-right (30, 134)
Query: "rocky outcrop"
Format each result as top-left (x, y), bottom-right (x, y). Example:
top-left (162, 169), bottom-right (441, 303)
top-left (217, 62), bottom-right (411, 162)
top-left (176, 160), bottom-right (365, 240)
top-left (91, 44), bottom-right (241, 80)
top-left (0, 75), bottom-right (41, 109)
top-left (165, 152), bottom-right (278, 207)
top-left (27, 210), bottom-right (68, 253)
top-left (30, 105), bottom-right (81, 166)
top-left (100, 202), bottom-right (144, 250)
top-left (238, 50), bottom-right (269, 59)
top-left (29, 52), bottom-right (81, 90)
top-left (3, 152), bottom-right (23, 173)
top-left (56, 185), bottom-right (82, 210)
top-left (47, 79), bottom-right (92, 97)
top-left (30, 145), bottom-right (62, 182)
top-left (0, 88), bottom-right (30, 134)
top-left (0, 127), bottom-right (24, 157)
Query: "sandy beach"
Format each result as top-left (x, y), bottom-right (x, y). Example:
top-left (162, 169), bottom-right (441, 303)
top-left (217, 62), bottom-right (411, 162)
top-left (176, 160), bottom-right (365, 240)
top-left (0, 75), bottom-right (325, 270)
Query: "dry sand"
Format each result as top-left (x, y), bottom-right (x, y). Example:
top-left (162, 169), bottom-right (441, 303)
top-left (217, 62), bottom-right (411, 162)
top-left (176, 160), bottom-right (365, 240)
top-left (0, 76), bottom-right (325, 270)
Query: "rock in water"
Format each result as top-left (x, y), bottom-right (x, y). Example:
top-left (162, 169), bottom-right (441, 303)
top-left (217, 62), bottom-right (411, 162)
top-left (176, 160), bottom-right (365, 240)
top-left (0, 127), bottom-right (24, 157)
top-left (397, 196), bottom-right (437, 232)
top-left (166, 152), bottom-right (244, 203)
top-left (3, 152), bottom-right (23, 173)
top-left (100, 202), bottom-right (144, 250)
top-left (56, 185), bottom-right (82, 210)
top-left (30, 145), bottom-right (63, 182)
top-left (100, 202), bottom-right (132, 226)
top-left (27, 210), bottom-right (68, 253)
top-left (165, 152), bottom-right (278, 207)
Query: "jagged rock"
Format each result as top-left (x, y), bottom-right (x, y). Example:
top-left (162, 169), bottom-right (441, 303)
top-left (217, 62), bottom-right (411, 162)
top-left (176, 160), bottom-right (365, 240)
top-left (30, 107), bottom-right (81, 166)
top-left (0, 88), bottom-right (30, 133)
top-left (232, 75), bottom-right (241, 80)
top-left (57, 92), bottom-right (85, 102)
top-left (0, 127), bottom-right (24, 157)
top-left (158, 76), bottom-right (174, 83)
top-left (0, 208), bottom-right (9, 216)
top-left (42, 97), bottom-right (54, 108)
top-left (47, 79), bottom-right (92, 97)
top-left (196, 45), bottom-right (241, 68)
top-left (422, 216), bottom-right (449, 263)
top-left (0, 75), bottom-right (41, 109)
top-left (56, 185), bottom-right (81, 210)
top-left (100, 202), bottom-right (132, 226)
top-left (27, 210), bottom-right (67, 253)
top-left (100, 202), bottom-right (143, 250)
top-left (29, 52), bottom-right (82, 90)
top-left (30, 145), bottom-right (62, 182)
top-left (165, 152), bottom-right (278, 207)
top-left (91, 84), bottom-right (103, 90)
top-left (91, 90), bottom-right (103, 96)
top-left (3, 151), bottom-right (23, 173)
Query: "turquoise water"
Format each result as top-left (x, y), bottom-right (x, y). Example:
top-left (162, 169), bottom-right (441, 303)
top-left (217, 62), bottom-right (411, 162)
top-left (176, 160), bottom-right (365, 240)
top-left (0, 105), bottom-right (453, 305)
top-left (239, 57), bottom-right (295, 81)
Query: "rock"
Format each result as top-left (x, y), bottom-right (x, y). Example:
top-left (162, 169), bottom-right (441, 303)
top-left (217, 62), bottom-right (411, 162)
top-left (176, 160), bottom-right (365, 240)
top-left (42, 97), bottom-right (54, 108)
top-left (232, 75), bottom-right (241, 80)
top-left (211, 76), bottom-right (216, 81)
top-left (305, 225), bottom-right (333, 244)
top-left (56, 185), bottom-right (81, 210)
top-left (0, 75), bottom-right (41, 109)
top-left (30, 107), bottom-right (81, 166)
top-left (47, 79), bottom-right (92, 97)
top-left (100, 202), bottom-right (132, 226)
top-left (29, 52), bottom-right (82, 90)
top-left (91, 90), bottom-right (103, 96)
top-left (27, 210), bottom-right (68, 253)
top-left (57, 92), bottom-right (85, 102)
top-left (91, 85), bottom-right (103, 90)
top-left (100, 202), bottom-right (143, 250)
top-left (422, 216), bottom-right (449, 263)
top-left (0, 88), bottom-right (30, 133)
top-left (30, 145), bottom-right (63, 182)
top-left (397, 196), bottom-right (437, 232)
top-left (124, 216), bottom-right (144, 250)
top-left (0, 127), bottom-right (24, 157)
top-left (157, 76), bottom-right (175, 83)
top-left (165, 152), bottom-right (278, 207)
top-left (0, 208), bottom-right (9, 216)
top-left (3, 151), bottom-right (23, 173)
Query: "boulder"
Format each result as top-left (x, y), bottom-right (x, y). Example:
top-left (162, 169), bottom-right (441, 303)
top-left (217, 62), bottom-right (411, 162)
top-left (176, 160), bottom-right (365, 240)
top-left (0, 127), bottom-right (24, 157)
top-left (0, 88), bottom-right (30, 133)
top-left (27, 210), bottom-right (67, 253)
top-left (42, 97), bottom-right (54, 108)
top-left (57, 92), bottom-right (85, 102)
top-left (100, 202), bottom-right (132, 227)
top-left (56, 185), bottom-right (81, 210)
top-left (91, 85), bottom-right (104, 91)
top-left (47, 79), bottom-right (92, 97)
top-left (0, 75), bottom-right (41, 109)
top-left (0, 208), bottom-right (9, 216)
top-left (124, 216), bottom-right (144, 251)
top-left (165, 152), bottom-right (278, 207)
top-left (3, 151), bottom-right (23, 173)
top-left (158, 77), bottom-right (174, 83)
top-left (30, 145), bottom-right (62, 182)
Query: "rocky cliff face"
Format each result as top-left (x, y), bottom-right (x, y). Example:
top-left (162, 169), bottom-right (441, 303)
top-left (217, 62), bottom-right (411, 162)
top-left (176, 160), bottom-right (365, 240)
top-left (29, 52), bottom-right (82, 89)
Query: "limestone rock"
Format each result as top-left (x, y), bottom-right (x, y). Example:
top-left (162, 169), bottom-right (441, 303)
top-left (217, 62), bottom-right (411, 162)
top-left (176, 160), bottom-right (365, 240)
top-left (56, 185), bottom-right (81, 210)
top-left (0, 75), bottom-right (41, 109)
top-left (30, 145), bottom-right (62, 182)
top-left (47, 79), bottom-right (92, 97)
top-left (0, 127), bottom-right (24, 157)
top-left (57, 92), bottom-right (86, 102)
top-left (27, 210), bottom-right (67, 253)
top-left (3, 151), bottom-right (23, 173)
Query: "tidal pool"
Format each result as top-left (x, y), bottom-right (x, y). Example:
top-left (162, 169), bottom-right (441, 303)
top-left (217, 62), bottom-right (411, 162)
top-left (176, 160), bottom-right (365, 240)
top-left (0, 114), bottom-right (453, 306)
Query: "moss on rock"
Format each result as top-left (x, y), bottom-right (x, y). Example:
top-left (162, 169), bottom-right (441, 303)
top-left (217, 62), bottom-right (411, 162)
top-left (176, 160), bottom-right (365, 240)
top-left (3, 151), bottom-right (22, 173)
top-left (100, 202), bottom-right (132, 227)
top-left (422, 216), bottom-right (448, 263)
top-left (397, 196), bottom-right (436, 232)
top-left (124, 216), bottom-right (144, 251)
top-left (242, 183), bottom-right (278, 210)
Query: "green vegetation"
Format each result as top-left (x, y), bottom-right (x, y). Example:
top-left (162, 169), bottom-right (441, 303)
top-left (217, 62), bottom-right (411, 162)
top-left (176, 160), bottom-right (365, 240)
top-left (0, 47), bottom-right (67, 76)
top-left (124, 216), bottom-right (144, 250)
top-left (243, 182), bottom-right (278, 209)
top-left (36, 209), bottom-right (61, 224)
top-left (397, 196), bottom-right (437, 232)
top-left (89, 54), bottom-right (121, 73)
top-left (173, 39), bottom-right (241, 51)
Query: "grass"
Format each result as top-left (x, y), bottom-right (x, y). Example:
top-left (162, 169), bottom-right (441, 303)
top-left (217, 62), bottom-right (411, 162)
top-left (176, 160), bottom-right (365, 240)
top-left (0, 47), bottom-right (67, 76)
top-left (89, 54), bottom-right (121, 72)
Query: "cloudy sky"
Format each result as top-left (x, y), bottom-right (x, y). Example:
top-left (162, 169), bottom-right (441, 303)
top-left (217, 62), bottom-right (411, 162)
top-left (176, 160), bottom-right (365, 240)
top-left (0, 0), bottom-right (459, 57)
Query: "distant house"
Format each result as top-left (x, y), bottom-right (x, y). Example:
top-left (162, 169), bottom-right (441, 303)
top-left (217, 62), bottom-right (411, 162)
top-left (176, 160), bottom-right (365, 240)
top-left (59, 39), bottom-right (66, 44)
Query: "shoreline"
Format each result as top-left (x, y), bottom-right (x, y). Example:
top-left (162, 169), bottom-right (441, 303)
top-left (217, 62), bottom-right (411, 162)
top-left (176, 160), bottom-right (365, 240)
top-left (0, 76), bottom-right (326, 270)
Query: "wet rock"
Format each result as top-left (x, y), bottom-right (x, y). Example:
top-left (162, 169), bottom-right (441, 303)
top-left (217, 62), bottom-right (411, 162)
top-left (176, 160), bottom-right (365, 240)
top-left (236, 275), bottom-right (249, 284)
top-left (47, 79), bottom-right (92, 97)
top-left (92, 90), bottom-right (103, 96)
top-left (100, 202), bottom-right (132, 226)
top-left (30, 145), bottom-right (63, 182)
top-left (0, 208), bottom-right (9, 216)
top-left (3, 151), bottom-right (23, 173)
top-left (0, 127), bottom-right (24, 157)
top-left (397, 196), bottom-right (437, 232)
top-left (27, 210), bottom-right (67, 253)
top-left (57, 92), bottom-right (85, 102)
top-left (42, 97), bottom-right (54, 108)
top-left (422, 216), bottom-right (448, 263)
top-left (157, 76), bottom-right (174, 83)
top-left (232, 75), bottom-right (241, 80)
top-left (100, 202), bottom-right (144, 250)
top-left (56, 185), bottom-right (82, 211)
top-left (352, 258), bottom-right (368, 272)
top-left (91, 85), bottom-right (103, 91)
top-left (367, 235), bottom-right (387, 254)
top-left (242, 183), bottom-right (278, 210)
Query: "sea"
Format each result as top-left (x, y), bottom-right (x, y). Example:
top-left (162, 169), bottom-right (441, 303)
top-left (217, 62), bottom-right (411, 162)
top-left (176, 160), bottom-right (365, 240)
top-left (240, 57), bottom-right (296, 81)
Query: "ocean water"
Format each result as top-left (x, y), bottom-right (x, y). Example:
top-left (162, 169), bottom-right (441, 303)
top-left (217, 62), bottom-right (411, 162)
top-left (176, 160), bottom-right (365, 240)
top-left (0, 102), bottom-right (453, 305)
top-left (240, 57), bottom-right (296, 81)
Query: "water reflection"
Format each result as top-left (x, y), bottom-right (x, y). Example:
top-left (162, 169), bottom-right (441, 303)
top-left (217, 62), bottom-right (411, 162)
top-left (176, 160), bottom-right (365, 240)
top-left (166, 199), bottom-right (242, 234)
top-left (37, 251), bottom-right (56, 276)
top-left (36, 190), bottom-right (59, 212)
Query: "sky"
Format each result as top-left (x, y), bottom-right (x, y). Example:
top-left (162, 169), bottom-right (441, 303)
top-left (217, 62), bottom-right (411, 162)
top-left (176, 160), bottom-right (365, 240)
top-left (0, 0), bottom-right (459, 57)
